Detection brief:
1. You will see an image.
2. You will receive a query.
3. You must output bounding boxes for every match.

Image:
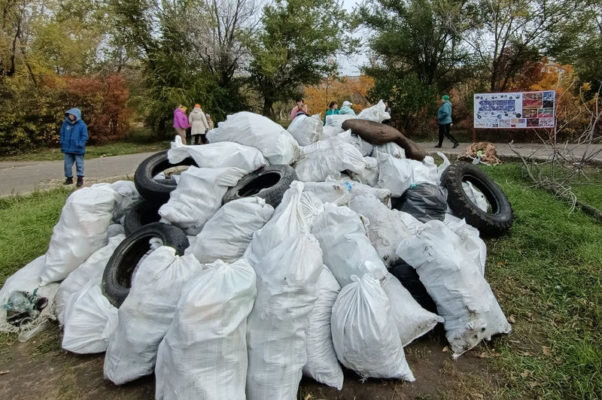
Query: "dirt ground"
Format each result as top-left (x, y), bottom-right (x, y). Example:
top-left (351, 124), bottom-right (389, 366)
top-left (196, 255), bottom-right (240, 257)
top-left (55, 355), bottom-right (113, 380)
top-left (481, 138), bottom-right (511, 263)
top-left (0, 323), bottom-right (499, 400)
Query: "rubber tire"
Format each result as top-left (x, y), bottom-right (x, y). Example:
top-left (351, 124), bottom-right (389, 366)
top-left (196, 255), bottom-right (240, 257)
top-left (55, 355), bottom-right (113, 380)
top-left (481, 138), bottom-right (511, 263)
top-left (389, 259), bottom-right (437, 313)
top-left (134, 150), bottom-right (196, 204)
top-left (222, 165), bottom-right (297, 208)
top-left (102, 222), bottom-right (189, 308)
top-left (441, 162), bottom-right (513, 237)
top-left (123, 200), bottom-right (163, 236)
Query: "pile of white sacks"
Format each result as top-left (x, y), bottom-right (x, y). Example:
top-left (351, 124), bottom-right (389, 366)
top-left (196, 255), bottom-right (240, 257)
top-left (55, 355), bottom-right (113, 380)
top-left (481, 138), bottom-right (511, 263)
top-left (0, 100), bottom-right (511, 399)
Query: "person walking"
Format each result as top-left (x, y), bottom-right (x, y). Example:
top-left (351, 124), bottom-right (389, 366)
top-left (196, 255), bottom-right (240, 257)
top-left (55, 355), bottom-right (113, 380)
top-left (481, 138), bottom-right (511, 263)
top-left (189, 104), bottom-right (210, 144)
top-left (60, 108), bottom-right (88, 187)
top-left (339, 100), bottom-right (356, 116)
top-left (323, 101), bottom-right (339, 124)
top-left (206, 114), bottom-right (214, 130)
top-left (290, 98), bottom-right (309, 121)
top-left (173, 105), bottom-right (190, 144)
top-left (435, 95), bottom-right (459, 148)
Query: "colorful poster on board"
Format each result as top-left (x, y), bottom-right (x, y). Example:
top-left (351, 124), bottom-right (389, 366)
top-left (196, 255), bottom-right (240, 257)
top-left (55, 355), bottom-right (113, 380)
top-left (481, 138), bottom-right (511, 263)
top-left (474, 91), bottom-right (555, 129)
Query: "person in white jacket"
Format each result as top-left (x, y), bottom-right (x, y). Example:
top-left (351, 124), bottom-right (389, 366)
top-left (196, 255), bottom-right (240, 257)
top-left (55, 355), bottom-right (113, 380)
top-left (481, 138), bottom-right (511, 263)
top-left (189, 104), bottom-right (210, 144)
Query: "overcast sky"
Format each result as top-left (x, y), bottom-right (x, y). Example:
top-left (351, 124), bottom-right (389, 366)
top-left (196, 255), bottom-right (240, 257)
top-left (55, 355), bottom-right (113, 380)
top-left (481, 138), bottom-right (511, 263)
top-left (338, 0), bottom-right (370, 76)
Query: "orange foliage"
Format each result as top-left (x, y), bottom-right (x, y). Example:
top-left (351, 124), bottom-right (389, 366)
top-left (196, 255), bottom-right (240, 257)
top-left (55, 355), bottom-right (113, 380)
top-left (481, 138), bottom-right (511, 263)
top-left (304, 75), bottom-right (375, 117)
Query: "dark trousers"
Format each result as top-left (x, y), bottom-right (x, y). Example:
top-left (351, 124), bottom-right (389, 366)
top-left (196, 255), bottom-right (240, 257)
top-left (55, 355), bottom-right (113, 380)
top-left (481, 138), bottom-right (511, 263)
top-left (438, 123), bottom-right (458, 146)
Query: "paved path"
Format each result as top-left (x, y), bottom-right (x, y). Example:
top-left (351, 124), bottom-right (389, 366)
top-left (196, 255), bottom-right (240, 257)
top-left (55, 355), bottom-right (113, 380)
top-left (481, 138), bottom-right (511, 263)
top-left (1, 142), bottom-right (600, 197)
top-left (0, 152), bottom-right (155, 197)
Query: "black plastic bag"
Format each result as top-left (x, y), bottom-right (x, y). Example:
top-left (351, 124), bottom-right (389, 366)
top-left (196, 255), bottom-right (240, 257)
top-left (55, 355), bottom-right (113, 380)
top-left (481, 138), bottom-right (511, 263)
top-left (393, 183), bottom-right (447, 222)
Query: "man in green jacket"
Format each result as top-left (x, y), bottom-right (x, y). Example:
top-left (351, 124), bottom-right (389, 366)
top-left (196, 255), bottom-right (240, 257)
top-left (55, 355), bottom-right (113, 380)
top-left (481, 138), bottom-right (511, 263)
top-left (435, 95), bottom-right (459, 148)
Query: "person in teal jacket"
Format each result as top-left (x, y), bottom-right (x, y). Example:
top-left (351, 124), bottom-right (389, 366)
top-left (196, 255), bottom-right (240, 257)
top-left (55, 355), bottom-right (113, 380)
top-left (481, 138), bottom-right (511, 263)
top-left (435, 95), bottom-right (458, 148)
top-left (60, 108), bottom-right (88, 187)
top-left (339, 100), bottom-right (356, 116)
top-left (323, 101), bottom-right (339, 124)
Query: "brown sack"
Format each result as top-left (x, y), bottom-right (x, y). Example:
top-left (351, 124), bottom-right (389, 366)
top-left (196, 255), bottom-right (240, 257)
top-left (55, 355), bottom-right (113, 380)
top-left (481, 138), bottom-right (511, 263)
top-left (342, 119), bottom-right (427, 161)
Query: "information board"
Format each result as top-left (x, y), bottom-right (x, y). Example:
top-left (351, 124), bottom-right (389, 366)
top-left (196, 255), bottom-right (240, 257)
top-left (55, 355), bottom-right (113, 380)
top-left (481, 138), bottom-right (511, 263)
top-left (474, 91), bottom-right (556, 129)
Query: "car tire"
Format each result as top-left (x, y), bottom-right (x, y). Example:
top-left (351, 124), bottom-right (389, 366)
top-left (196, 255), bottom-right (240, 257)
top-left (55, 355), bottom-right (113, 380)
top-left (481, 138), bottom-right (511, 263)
top-left (441, 162), bottom-right (513, 237)
top-left (123, 200), bottom-right (163, 236)
top-left (134, 150), bottom-right (196, 204)
top-left (389, 259), bottom-right (437, 313)
top-left (101, 222), bottom-right (189, 308)
top-left (222, 165), bottom-right (297, 208)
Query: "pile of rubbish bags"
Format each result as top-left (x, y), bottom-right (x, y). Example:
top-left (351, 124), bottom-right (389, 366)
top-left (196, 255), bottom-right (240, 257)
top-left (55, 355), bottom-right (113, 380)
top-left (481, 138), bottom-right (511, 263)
top-left (0, 100), bottom-right (515, 399)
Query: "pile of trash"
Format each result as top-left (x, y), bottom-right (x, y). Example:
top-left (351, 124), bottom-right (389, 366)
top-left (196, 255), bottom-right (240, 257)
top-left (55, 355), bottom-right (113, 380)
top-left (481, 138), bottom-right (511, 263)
top-left (0, 100), bottom-right (516, 399)
top-left (459, 141), bottom-right (502, 165)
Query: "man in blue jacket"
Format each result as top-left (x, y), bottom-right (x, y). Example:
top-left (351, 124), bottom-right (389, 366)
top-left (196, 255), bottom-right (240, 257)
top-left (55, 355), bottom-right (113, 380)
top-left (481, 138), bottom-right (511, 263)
top-left (435, 95), bottom-right (459, 148)
top-left (60, 108), bottom-right (88, 187)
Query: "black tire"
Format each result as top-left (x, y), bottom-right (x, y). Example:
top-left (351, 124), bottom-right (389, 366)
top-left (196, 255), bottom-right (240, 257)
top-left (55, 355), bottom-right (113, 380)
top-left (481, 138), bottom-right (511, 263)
top-left (134, 150), bottom-right (196, 204)
top-left (441, 162), bottom-right (513, 237)
top-left (389, 259), bottom-right (437, 313)
top-left (102, 222), bottom-right (189, 308)
top-left (123, 200), bottom-right (163, 236)
top-left (222, 165), bottom-right (297, 208)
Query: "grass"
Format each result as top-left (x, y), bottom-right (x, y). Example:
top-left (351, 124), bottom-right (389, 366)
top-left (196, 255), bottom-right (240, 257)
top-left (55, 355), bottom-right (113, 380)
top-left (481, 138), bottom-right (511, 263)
top-left (0, 140), bottom-right (169, 162)
top-left (0, 163), bottom-right (600, 399)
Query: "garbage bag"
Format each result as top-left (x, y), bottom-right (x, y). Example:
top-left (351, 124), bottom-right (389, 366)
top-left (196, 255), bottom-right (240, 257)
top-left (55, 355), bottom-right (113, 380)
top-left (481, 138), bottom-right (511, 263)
top-left (295, 137), bottom-right (366, 182)
top-left (55, 234), bottom-right (125, 325)
top-left (348, 195), bottom-right (422, 266)
top-left (349, 156), bottom-right (378, 186)
top-left (324, 114), bottom-right (355, 130)
top-left (155, 259), bottom-right (256, 400)
top-left (376, 152), bottom-right (438, 197)
top-left (207, 112), bottom-right (300, 165)
top-left (462, 181), bottom-right (488, 212)
top-left (331, 274), bottom-right (415, 381)
top-left (373, 142), bottom-right (405, 159)
top-left (357, 100), bottom-right (391, 123)
top-left (287, 114), bottom-right (323, 146)
top-left (444, 214), bottom-right (487, 275)
top-left (303, 179), bottom-right (391, 207)
top-left (104, 247), bottom-right (205, 385)
top-left (396, 221), bottom-right (511, 357)
top-left (158, 166), bottom-right (247, 235)
top-left (168, 136), bottom-right (266, 172)
top-left (110, 181), bottom-right (140, 224)
top-left (381, 272), bottom-right (443, 346)
top-left (41, 184), bottom-right (118, 285)
top-left (303, 265), bottom-right (343, 390)
top-left (396, 183), bottom-right (447, 223)
top-left (62, 281), bottom-right (117, 354)
top-left (246, 233), bottom-right (323, 400)
top-left (188, 197), bottom-right (274, 264)
top-left (0, 256), bottom-right (59, 333)
top-left (311, 203), bottom-right (387, 287)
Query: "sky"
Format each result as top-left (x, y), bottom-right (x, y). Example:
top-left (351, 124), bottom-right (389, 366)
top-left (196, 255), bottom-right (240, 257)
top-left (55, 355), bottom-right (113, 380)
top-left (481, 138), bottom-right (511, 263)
top-left (338, 0), bottom-right (370, 76)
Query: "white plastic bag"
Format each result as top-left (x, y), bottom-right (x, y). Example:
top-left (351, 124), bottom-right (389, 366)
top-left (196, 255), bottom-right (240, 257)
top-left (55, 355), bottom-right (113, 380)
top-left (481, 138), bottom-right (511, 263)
top-left (376, 152), bottom-right (438, 197)
top-left (462, 181), bottom-right (488, 212)
top-left (188, 197), bottom-right (274, 263)
top-left (303, 179), bottom-right (391, 207)
top-left (41, 184), bottom-right (117, 284)
top-left (444, 214), bottom-right (487, 275)
top-left (287, 114), bottom-right (323, 146)
top-left (55, 234), bottom-right (124, 325)
top-left (0, 256), bottom-right (59, 333)
top-left (396, 221), bottom-right (511, 357)
top-left (155, 259), bottom-right (257, 400)
top-left (246, 233), bottom-right (323, 400)
top-left (62, 282), bottom-right (117, 354)
top-left (373, 142), bottom-right (406, 159)
top-left (207, 112), bottom-right (300, 164)
top-left (110, 181), bottom-right (140, 223)
top-left (104, 247), bottom-right (205, 385)
top-left (347, 133), bottom-right (374, 156)
top-left (348, 195), bottom-right (422, 265)
top-left (303, 265), bottom-right (343, 390)
top-left (324, 114), bottom-right (355, 129)
top-left (168, 136), bottom-right (266, 172)
top-left (381, 272), bottom-right (443, 345)
top-left (357, 100), bottom-right (391, 122)
top-left (295, 138), bottom-right (366, 182)
top-left (311, 203), bottom-right (387, 286)
top-left (159, 166), bottom-right (247, 235)
top-left (349, 156), bottom-right (378, 186)
top-left (331, 274), bottom-right (415, 381)
top-left (322, 124), bottom-right (343, 138)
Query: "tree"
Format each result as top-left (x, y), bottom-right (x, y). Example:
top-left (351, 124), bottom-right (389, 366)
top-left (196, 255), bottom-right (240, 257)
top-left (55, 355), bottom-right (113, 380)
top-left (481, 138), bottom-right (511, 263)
top-left (247, 0), bottom-right (349, 117)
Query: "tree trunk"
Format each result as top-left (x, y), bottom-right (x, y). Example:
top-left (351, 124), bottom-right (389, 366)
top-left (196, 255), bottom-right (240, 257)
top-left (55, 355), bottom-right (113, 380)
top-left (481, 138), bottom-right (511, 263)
top-left (263, 97), bottom-right (274, 119)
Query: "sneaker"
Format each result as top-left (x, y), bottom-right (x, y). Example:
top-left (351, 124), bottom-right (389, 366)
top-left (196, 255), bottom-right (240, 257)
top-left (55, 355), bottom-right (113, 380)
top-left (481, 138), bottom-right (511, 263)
top-left (76, 176), bottom-right (84, 187)
top-left (453, 142), bottom-right (459, 149)
top-left (64, 177), bottom-right (73, 185)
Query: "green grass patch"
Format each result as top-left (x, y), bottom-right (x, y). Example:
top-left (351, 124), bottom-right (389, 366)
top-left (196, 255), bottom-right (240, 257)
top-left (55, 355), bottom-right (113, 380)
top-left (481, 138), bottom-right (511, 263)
top-left (0, 140), bottom-right (169, 162)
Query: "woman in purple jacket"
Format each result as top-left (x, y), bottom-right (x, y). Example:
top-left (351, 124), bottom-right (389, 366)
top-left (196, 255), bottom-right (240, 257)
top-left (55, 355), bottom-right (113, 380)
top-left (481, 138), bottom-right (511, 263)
top-left (173, 105), bottom-right (190, 144)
